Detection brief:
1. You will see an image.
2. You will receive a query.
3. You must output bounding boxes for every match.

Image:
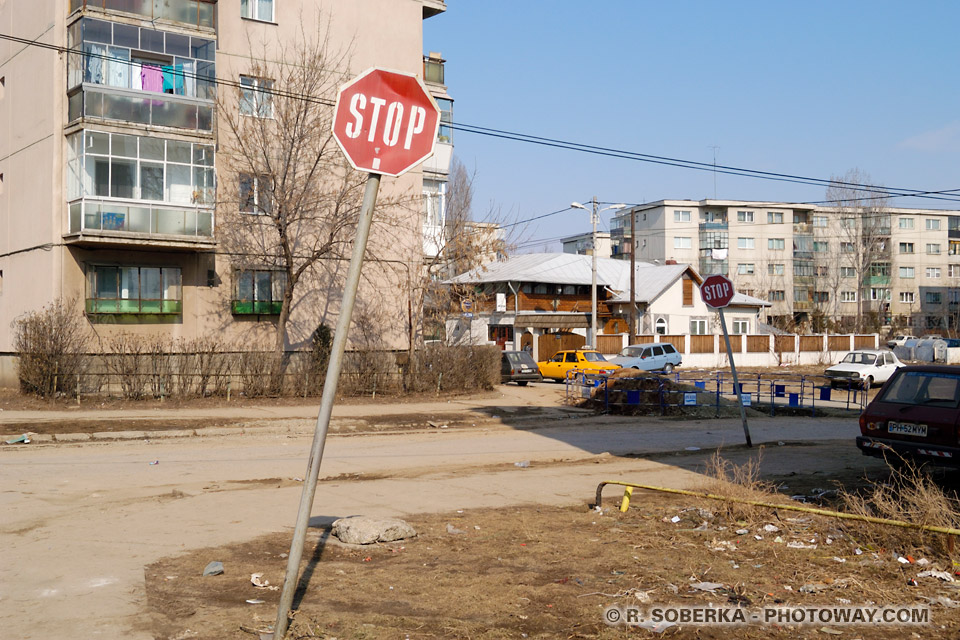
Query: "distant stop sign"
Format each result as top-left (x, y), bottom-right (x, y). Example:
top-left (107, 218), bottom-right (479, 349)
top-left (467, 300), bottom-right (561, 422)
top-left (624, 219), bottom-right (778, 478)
top-left (700, 274), bottom-right (736, 309)
top-left (332, 68), bottom-right (440, 177)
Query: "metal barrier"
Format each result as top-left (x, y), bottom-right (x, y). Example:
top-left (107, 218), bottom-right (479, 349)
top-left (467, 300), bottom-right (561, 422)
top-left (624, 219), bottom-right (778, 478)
top-left (586, 371), bottom-right (869, 416)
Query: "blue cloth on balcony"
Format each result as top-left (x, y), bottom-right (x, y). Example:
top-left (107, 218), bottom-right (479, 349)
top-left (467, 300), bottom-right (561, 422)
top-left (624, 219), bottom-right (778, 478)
top-left (161, 65), bottom-right (185, 94)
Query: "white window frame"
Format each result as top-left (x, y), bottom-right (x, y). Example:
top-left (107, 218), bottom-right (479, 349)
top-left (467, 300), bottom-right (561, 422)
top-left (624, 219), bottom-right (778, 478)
top-left (240, 75), bottom-right (273, 118)
top-left (767, 211), bottom-right (784, 224)
top-left (731, 319), bottom-right (749, 334)
top-left (899, 242), bottom-right (914, 254)
top-left (737, 211), bottom-right (754, 223)
top-left (768, 263), bottom-right (784, 275)
top-left (899, 217), bottom-right (914, 229)
top-left (900, 292), bottom-right (915, 304)
top-left (926, 218), bottom-right (941, 231)
top-left (813, 215), bottom-right (828, 228)
top-left (737, 237), bottom-right (754, 250)
top-left (736, 263), bottom-right (755, 275)
top-left (926, 267), bottom-right (941, 279)
top-left (899, 267), bottom-right (915, 278)
top-left (840, 266), bottom-right (856, 278)
top-left (926, 243), bottom-right (941, 255)
top-left (768, 238), bottom-right (785, 250)
top-left (241, 0), bottom-right (274, 22)
top-left (673, 236), bottom-right (692, 249)
top-left (841, 290), bottom-right (857, 303)
top-left (239, 173), bottom-right (272, 215)
top-left (674, 210), bottom-right (691, 222)
top-left (689, 319), bottom-right (708, 335)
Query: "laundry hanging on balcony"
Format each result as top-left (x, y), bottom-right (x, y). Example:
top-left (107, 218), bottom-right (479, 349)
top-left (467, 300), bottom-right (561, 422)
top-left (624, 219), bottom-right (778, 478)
top-left (711, 248), bottom-right (728, 260)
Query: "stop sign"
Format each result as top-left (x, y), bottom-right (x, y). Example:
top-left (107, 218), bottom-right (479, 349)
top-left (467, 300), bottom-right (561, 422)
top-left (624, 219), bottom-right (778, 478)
top-left (332, 68), bottom-right (441, 177)
top-left (700, 274), bottom-right (736, 309)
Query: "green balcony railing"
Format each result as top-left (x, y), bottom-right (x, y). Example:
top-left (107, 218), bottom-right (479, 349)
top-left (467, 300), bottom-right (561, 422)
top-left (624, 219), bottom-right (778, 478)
top-left (86, 298), bottom-right (182, 314)
top-left (232, 300), bottom-right (283, 315)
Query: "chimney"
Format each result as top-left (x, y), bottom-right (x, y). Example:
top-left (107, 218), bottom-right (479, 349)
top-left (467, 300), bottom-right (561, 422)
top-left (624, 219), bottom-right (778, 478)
top-left (665, 259), bottom-right (677, 265)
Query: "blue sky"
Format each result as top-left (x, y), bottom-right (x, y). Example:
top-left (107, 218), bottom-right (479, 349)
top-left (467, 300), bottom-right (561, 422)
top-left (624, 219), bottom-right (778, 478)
top-left (423, 1), bottom-right (960, 251)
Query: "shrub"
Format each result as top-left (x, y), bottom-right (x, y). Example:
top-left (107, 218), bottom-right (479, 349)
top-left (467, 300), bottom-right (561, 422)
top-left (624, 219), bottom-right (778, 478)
top-left (406, 344), bottom-right (500, 393)
top-left (13, 299), bottom-right (89, 397)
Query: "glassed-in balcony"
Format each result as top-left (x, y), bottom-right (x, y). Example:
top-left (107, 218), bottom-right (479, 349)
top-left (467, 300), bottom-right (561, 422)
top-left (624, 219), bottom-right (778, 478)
top-left (69, 199), bottom-right (214, 240)
top-left (423, 54), bottom-right (444, 85)
top-left (69, 0), bottom-right (216, 30)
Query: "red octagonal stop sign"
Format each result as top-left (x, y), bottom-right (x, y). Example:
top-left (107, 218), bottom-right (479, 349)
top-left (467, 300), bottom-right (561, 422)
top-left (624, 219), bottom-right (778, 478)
top-left (332, 68), bottom-right (441, 177)
top-left (700, 274), bottom-right (736, 309)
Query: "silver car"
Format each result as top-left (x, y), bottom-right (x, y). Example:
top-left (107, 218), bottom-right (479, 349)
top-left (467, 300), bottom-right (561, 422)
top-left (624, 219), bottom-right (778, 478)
top-left (609, 343), bottom-right (682, 373)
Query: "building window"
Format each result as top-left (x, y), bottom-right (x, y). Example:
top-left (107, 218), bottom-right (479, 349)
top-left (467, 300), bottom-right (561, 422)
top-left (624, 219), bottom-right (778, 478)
top-left (85, 265), bottom-right (182, 314)
top-left (926, 218), bottom-right (941, 231)
top-left (841, 217), bottom-right (855, 229)
top-left (732, 319), bottom-right (749, 334)
top-left (436, 98), bottom-right (453, 142)
top-left (240, 76), bottom-right (273, 118)
top-left (794, 287), bottom-right (811, 303)
top-left (737, 263), bottom-right (755, 275)
top-left (768, 290), bottom-right (785, 301)
top-left (794, 262), bottom-right (814, 277)
top-left (767, 211), bottom-right (783, 224)
top-left (655, 317), bottom-right (667, 335)
top-left (488, 325), bottom-right (515, 343)
top-left (838, 242), bottom-right (854, 253)
top-left (813, 291), bottom-right (829, 303)
top-left (950, 264), bottom-right (960, 278)
top-left (899, 267), bottom-right (915, 278)
top-left (900, 291), bottom-right (915, 304)
top-left (737, 237), bottom-right (754, 249)
top-left (813, 241), bottom-right (828, 252)
top-left (241, 0), bottom-right (274, 22)
top-left (239, 173), bottom-right (273, 215)
top-left (533, 283), bottom-right (548, 295)
top-left (233, 269), bottom-right (286, 314)
top-left (768, 263), bottom-right (784, 275)
top-left (870, 288), bottom-right (890, 301)
top-left (737, 211), bottom-right (753, 223)
top-left (841, 290), bottom-right (857, 303)
top-left (673, 236), bottom-right (692, 249)
top-left (813, 215), bottom-right (828, 228)
top-left (67, 130), bottom-right (215, 206)
top-left (926, 243), bottom-right (941, 255)
top-left (899, 217), bottom-right (914, 229)
top-left (899, 242), bottom-right (914, 254)
top-left (926, 267), bottom-right (941, 279)
top-left (816, 266), bottom-right (829, 277)
top-left (682, 278), bottom-right (694, 306)
top-left (870, 263), bottom-right (891, 277)
top-left (926, 291), bottom-right (942, 305)
top-left (768, 238), bottom-right (785, 250)
top-left (840, 266), bottom-right (856, 278)
top-left (689, 319), bottom-right (708, 335)
top-left (674, 210), bottom-right (691, 222)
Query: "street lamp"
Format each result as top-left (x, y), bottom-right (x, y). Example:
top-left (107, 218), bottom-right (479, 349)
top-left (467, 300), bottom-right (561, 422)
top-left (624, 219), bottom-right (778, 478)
top-left (571, 198), bottom-right (626, 348)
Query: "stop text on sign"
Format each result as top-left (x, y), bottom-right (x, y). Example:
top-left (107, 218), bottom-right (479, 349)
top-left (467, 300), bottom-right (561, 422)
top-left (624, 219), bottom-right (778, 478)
top-left (703, 281), bottom-right (731, 301)
top-left (344, 94), bottom-right (427, 151)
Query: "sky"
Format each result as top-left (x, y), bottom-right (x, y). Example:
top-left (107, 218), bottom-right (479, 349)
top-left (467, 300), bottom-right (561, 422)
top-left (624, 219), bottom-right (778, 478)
top-left (423, 1), bottom-right (960, 252)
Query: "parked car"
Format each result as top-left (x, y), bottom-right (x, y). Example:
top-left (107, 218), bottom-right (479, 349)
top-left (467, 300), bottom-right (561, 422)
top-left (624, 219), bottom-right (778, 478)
top-left (824, 349), bottom-right (903, 388)
top-left (857, 365), bottom-right (960, 467)
top-left (500, 350), bottom-right (542, 386)
top-left (886, 334), bottom-right (917, 349)
top-left (609, 343), bottom-right (682, 373)
top-left (537, 349), bottom-right (621, 382)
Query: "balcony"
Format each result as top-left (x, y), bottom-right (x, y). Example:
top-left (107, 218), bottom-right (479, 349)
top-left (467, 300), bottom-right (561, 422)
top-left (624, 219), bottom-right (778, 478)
top-left (67, 199), bottom-right (215, 250)
top-left (423, 54), bottom-right (445, 86)
top-left (69, 85), bottom-right (213, 133)
top-left (866, 275), bottom-right (891, 286)
top-left (70, 0), bottom-right (216, 30)
top-left (699, 222), bottom-right (728, 231)
top-left (86, 298), bottom-right (182, 314)
top-left (232, 300), bottom-right (283, 315)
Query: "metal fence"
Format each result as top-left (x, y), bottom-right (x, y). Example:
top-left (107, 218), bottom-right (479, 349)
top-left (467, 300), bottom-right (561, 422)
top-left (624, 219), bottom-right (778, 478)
top-left (566, 370), bottom-right (870, 417)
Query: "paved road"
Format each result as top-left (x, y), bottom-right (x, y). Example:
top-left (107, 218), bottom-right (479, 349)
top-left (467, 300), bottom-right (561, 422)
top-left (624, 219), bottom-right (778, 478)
top-left (0, 395), bottom-right (865, 639)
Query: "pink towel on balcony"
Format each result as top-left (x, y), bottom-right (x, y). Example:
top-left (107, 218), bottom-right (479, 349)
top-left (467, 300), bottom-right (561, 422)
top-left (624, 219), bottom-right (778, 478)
top-left (141, 65), bottom-right (163, 93)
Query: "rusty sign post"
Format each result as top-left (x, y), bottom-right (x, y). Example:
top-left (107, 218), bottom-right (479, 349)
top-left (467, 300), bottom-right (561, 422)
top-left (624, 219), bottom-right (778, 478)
top-left (700, 274), bottom-right (752, 448)
top-left (272, 68), bottom-right (440, 639)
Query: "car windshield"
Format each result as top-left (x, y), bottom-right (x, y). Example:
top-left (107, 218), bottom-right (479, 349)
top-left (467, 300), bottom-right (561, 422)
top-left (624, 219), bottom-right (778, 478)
top-left (620, 347), bottom-right (645, 357)
top-left (581, 351), bottom-right (607, 362)
top-left (841, 352), bottom-right (878, 366)
top-left (877, 371), bottom-right (960, 408)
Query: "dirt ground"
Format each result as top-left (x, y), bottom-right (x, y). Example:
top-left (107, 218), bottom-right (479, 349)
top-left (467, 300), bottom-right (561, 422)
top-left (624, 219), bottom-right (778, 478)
top-left (144, 457), bottom-right (960, 640)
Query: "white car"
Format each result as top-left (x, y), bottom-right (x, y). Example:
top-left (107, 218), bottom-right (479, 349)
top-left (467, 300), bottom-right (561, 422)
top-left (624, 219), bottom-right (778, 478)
top-left (885, 334), bottom-right (917, 349)
top-left (825, 349), bottom-right (904, 388)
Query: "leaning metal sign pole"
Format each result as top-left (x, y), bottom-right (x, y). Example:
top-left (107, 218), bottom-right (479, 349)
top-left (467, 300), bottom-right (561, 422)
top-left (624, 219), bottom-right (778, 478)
top-left (272, 68), bottom-right (440, 639)
top-left (699, 274), bottom-right (752, 448)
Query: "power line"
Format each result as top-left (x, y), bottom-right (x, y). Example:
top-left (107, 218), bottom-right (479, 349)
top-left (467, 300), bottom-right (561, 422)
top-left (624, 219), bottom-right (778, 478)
top-left (4, 29), bottom-right (960, 213)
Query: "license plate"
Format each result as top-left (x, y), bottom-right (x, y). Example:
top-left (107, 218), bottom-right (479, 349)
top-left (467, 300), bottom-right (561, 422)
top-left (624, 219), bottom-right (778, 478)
top-left (521, 367), bottom-right (533, 372)
top-left (888, 421), bottom-right (928, 437)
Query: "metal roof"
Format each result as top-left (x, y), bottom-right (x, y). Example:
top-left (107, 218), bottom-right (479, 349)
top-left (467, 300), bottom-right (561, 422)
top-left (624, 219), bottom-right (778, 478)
top-left (447, 253), bottom-right (768, 307)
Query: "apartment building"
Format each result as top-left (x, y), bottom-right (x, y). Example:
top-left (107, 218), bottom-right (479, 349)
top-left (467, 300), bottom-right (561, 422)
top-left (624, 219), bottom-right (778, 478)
top-left (0, 0), bottom-right (447, 360)
top-left (612, 200), bottom-right (960, 331)
top-left (560, 231), bottom-right (612, 258)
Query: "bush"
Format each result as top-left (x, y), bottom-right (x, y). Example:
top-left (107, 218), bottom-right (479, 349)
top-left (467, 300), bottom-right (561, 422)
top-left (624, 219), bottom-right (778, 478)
top-left (13, 299), bottom-right (89, 397)
top-left (406, 344), bottom-right (500, 393)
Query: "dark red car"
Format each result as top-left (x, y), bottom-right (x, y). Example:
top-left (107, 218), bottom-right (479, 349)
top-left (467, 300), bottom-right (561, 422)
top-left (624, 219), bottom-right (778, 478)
top-left (857, 365), bottom-right (960, 467)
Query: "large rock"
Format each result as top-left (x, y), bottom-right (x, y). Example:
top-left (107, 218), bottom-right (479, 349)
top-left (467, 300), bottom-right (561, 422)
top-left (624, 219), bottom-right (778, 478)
top-left (332, 516), bottom-right (417, 545)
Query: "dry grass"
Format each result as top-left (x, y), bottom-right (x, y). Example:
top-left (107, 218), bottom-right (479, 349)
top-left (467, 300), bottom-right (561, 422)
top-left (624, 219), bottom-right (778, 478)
top-left (699, 451), bottom-right (791, 523)
top-left (841, 461), bottom-right (960, 558)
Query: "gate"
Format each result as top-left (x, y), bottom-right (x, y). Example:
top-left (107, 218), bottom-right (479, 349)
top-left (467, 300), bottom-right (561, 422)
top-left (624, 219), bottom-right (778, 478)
top-left (538, 331), bottom-right (585, 360)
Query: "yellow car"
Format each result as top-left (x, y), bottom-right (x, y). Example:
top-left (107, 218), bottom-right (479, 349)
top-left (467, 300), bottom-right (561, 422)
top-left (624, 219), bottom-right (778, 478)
top-left (537, 350), bottom-right (621, 382)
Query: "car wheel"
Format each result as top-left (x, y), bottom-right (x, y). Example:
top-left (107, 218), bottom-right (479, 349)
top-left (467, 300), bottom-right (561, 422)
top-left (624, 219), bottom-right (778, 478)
top-left (517, 381), bottom-right (528, 386)
top-left (663, 363), bottom-right (674, 373)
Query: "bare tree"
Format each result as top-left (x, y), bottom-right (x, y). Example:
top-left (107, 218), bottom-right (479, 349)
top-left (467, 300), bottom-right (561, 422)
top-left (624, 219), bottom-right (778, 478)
top-left (216, 25), bottom-right (405, 355)
top-left (824, 169), bottom-right (891, 333)
top-left (414, 157), bottom-right (512, 345)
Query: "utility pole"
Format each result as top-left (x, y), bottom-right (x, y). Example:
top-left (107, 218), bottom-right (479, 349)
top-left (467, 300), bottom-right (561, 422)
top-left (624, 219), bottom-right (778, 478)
top-left (629, 206), bottom-right (636, 343)
top-left (590, 196), bottom-right (598, 347)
